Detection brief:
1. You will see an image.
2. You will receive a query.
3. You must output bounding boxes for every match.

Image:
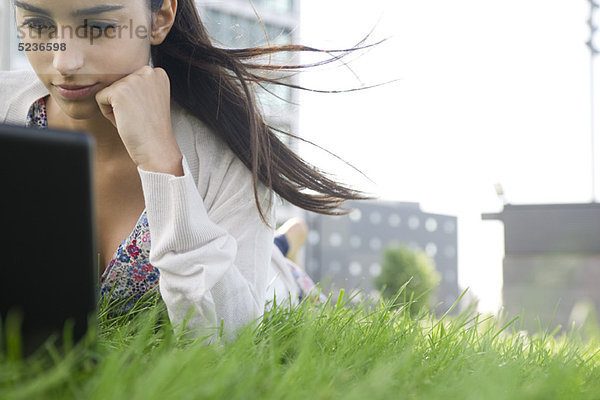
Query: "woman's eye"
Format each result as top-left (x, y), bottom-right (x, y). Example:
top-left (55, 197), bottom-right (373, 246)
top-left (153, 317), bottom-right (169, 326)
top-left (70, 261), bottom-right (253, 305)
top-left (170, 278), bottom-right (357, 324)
top-left (22, 19), bottom-right (55, 32)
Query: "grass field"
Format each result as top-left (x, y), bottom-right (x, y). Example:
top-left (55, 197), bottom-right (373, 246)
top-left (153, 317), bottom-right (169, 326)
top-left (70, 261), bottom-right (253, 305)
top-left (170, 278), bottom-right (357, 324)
top-left (2, 289), bottom-right (600, 400)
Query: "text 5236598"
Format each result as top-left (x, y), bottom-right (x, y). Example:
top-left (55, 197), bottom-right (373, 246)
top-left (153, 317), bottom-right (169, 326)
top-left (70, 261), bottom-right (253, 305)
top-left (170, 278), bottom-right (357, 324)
top-left (18, 43), bottom-right (66, 52)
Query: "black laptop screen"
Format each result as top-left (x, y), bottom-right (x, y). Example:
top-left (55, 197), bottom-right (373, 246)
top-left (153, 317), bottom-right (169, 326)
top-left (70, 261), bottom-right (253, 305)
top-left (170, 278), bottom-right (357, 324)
top-left (0, 124), bottom-right (97, 352)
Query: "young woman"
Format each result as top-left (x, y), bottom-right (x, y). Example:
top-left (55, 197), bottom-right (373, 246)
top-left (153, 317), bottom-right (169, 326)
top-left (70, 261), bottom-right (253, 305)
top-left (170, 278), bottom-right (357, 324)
top-left (1, 0), bottom-right (371, 341)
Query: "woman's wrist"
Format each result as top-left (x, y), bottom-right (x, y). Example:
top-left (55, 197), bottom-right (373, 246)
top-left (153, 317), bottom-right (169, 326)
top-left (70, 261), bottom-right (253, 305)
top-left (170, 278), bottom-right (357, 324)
top-left (137, 150), bottom-right (184, 176)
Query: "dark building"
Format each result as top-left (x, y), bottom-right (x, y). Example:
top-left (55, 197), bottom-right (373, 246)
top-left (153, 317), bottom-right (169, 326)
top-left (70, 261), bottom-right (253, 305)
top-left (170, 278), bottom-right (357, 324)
top-left (305, 200), bottom-right (459, 312)
top-left (483, 203), bottom-right (600, 332)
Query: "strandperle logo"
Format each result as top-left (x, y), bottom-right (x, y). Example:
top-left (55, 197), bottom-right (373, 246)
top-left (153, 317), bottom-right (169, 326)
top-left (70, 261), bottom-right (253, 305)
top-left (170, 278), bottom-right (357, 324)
top-left (18, 19), bottom-right (151, 45)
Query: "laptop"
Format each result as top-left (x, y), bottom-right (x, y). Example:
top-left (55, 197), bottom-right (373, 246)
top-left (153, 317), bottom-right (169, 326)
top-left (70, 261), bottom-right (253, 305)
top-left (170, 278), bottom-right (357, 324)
top-left (0, 123), bottom-right (97, 355)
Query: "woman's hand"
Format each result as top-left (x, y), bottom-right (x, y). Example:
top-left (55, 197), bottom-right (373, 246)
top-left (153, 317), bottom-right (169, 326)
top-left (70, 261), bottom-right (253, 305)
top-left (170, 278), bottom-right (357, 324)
top-left (95, 65), bottom-right (184, 176)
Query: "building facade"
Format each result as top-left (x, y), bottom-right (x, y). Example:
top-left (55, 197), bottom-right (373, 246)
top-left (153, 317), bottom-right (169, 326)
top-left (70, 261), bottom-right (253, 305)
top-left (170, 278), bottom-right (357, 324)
top-left (483, 203), bottom-right (600, 332)
top-left (305, 200), bottom-right (460, 313)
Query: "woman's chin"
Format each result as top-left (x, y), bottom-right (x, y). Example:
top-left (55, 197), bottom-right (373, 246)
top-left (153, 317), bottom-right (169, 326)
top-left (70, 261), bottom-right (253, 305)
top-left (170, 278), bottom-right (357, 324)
top-left (53, 98), bottom-right (104, 121)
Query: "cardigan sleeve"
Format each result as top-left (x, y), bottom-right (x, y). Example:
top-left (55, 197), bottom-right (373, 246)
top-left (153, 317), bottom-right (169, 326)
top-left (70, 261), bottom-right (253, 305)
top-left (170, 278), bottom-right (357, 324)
top-left (136, 154), bottom-right (275, 343)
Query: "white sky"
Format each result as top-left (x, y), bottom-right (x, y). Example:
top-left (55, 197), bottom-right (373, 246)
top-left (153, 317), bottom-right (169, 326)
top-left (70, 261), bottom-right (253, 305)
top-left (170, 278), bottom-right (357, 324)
top-left (298, 0), bottom-right (595, 313)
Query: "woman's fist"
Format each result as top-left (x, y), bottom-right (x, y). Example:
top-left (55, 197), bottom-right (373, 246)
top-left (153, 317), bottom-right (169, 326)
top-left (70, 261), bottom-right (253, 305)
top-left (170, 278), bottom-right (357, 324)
top-left (95, 65), bottom-right (183, 175)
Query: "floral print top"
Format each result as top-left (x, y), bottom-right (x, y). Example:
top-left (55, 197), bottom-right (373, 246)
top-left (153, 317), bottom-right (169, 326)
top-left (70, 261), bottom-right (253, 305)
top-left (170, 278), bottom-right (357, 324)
top-left (26, 96), bottom-right (48, 128)
top-left (27, 96), bottom-right (160, 312)
top-left (98, 211), bottom-right (161, 311)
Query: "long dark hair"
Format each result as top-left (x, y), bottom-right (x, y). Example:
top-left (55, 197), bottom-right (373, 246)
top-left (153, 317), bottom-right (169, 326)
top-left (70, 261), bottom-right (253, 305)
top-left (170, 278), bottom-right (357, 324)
top-left (150, 0), bottom-right (376, 226)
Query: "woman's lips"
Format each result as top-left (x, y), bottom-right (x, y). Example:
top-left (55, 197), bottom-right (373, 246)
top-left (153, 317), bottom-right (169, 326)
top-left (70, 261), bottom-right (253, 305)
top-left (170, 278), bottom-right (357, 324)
top-left (53, 83), bottom-right (99, 100)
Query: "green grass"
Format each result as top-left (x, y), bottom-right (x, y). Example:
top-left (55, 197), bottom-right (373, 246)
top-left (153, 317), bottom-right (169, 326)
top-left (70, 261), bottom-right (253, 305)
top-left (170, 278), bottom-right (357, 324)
top-left (2, 290), bottom-right (600, 399)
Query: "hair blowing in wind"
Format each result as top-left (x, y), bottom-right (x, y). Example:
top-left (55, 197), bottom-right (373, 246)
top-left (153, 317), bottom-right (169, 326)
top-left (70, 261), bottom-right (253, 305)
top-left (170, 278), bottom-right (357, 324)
top-left (149, 0), bottom-right (377, 226)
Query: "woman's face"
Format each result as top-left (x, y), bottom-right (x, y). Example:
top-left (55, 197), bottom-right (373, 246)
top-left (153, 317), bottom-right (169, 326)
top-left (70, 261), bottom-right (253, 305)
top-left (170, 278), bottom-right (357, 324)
top-left (14, 0), bottom-right (154, 120)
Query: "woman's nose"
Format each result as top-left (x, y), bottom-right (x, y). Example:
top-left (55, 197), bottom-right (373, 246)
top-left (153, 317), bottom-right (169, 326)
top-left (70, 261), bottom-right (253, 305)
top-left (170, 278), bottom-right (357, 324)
top-left (52, 35), bottom-right (84, 76)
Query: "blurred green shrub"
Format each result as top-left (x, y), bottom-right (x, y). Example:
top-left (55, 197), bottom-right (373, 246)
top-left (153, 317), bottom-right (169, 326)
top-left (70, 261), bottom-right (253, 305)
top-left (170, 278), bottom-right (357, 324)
top-left (374, 245), bottom-right (441, 315)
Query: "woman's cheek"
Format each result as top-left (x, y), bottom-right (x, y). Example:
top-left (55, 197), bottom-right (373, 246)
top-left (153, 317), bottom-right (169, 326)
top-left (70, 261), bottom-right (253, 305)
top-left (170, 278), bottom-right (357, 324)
top-left (76, 47), bottom-right (135, 78)
top-left (25, 48), bottom-right (54, 76)
top-left (95, 39), bottom-right (151, 76)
